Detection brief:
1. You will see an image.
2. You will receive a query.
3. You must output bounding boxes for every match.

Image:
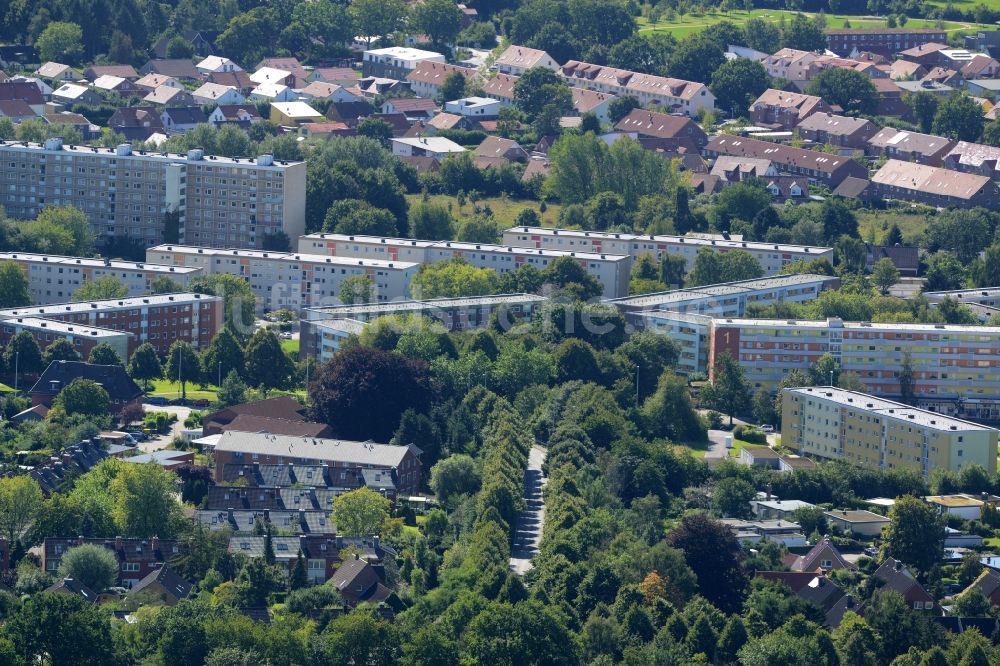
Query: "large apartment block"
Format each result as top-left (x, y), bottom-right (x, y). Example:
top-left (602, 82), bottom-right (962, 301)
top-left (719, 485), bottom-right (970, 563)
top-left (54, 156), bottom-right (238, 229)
top-left (781, 386), bottom-right (997, 476)
top-left (824, 28), bottom-right (947, 56)
top-left (0, 139), bottom-right (305, 250)
top-left (298, 233), bottom-right (631, 299)
top-left (146, 245), bottom-right (418, 313)
top-left (705, 317), bottom-right (1000, 419)
top-left (558, 60), bottom-right (715, 117)
top-left (501, 227), bottom-right (834, 275)
top-left (0, 292), bottom-right (223, 355)
top-left (0, 251), bottom-right (201, 304)
top-left (0, 316), bottom-right (132, 361)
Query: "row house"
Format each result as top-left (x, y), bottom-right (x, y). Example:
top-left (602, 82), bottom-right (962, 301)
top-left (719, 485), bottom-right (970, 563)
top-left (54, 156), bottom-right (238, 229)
top-left (749, 89), bottom-right (832, 130)
top-left (558, 60), bottom-right (714, 117)
top-left (867, 127), bottom-right (955, 165)
top-left (42, 537), bottom-right (184, 588)
top-left (704, 135), bottom-right (868, 188)
top-left (870, 159), bottom-right (998, 208)
top-left (796, 112), bottom-right (880, 151)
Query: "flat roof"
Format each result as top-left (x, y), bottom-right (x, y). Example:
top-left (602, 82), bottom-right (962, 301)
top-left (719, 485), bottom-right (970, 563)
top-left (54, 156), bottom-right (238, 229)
top-left (924, 287), bottom-right (1000, 299)
top-left (148, 245), bottom-right (419, 270)
top-left (313, 319), bottom-right (367, 335)
top-left (787, 386), bottom-right (996, 432)
top-left (0, 139), bottom-right (304, 168)
top-left (2, 316), bottom-right (130, 338)
top-left (213, 431), bottom-right (416, 467)
top-left (712, 316), bottom-right (1000, 335)
top-left (364, 46), bottom-right (444, 61)
top-left (308, 293), bottom-right (546, 316)
top-left (824, 509), bottom-right (890, 523)
top-left (607, 274), bottom-right (835, 308)
top-left (504, 226), bottom-right (832, 254)
top-left (925, 495), bottom-right (984, 507)
top-left (0, 251), bottom-right (200, 274)
top-left (300, 233), bottom-right (631, 262)
top-left (0, 292), bottom-right (219, 318)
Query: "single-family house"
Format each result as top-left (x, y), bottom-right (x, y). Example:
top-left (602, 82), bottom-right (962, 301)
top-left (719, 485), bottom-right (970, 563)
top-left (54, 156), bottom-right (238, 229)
top-left (897, 42), bottom-right (951, 66)
top-left (91, 75), bottom-right (140, 96)
top-left (0, 81), bottom-right (45, 114)
top-left (125, 563), bottom-right (191, 608)
top-left (309, 67), bottom-right (359, 86)
top-left (144, 85), bottom-right (194, 107)
top-left (250, 66), bottom-right (295, 87)
top-left (250, 81), bottom-right (295, 102)
top-left (739, 445), bottom-right (783, 468)
top-left (749, 88), bottom-right (833, 130)
top-left (29, 360), bottom-right (142, 416)
top-left (207, 71), bottom-right (255, 93)
top-left (483, 72), bottom-right (517, 107)
top-left (109, 107), bottom-right (164, 140)
top-left (0, 99), bottom-right (36, 122)
top-left (381, 97), bottom-right (439, 118)
top-left (34, 61), bottom-right (74, 82)
top-left (613, 108), bottom-right (708, 149)
top-left (963, 54), bottom-right (1000, 79)
top-left (150, 30), bottom-right (219, 59)
top-left (83, 64), bottom-right (138, 81)
top-left (787, 537), bottom-right (856, 572)
top-left (495, 45), bottom-right (559, 76)
top-left (325, 100), bottom-right (375, 125)
top-left (925, 493), bottom-right (1000, 520)
top-left (330, 555), bottom-right (394, 608)
top-left (208, 104), bottom-right (262, 127)
top-left (160, 106), bottom-right (208, 133)
top-left (297, 81), bottom-right (361, 103)
top-left (51, 83), bottom-right (102, 106)
top-left (197, 56), bottom-right (242, 75)
top-left (0, 45), bottom-right (40, 69)
top-left (824, 509), bottom-right (890, 537)
top-left (795, 112), bottom-right (880, 150)
top-left (474, 136), bottom-right (528, 163)
top-left (961, 569), bottom-right (1000, 607)
top-left (874, 557), bottom-right (939, 611)
top-left (570, 87), bottom-right (615, 122)
top-left (269, 101), bottom-right (323, 126)
top-left (750, 498), bottom-right (817, 520)
top-left (406, 61), bottom-right (474, 99)
top-left (362, 47), bottom-right (445, 79)
top-left (256, 57), bottom-right (308, 86)
top-left (299, 122), bottom-right (355, 139)
top-left (191, 82), bottom-right (245, 106)
top-left (139, 58), bottom-right (202, 81)
top-left (135, 73), bottom-right (182, 93)
top-left (391, 136), bottom-right (466, 158)
top-left (42, 536), bottom-right (183, 587)
top-left (443, 96), bottom-right (499, 118)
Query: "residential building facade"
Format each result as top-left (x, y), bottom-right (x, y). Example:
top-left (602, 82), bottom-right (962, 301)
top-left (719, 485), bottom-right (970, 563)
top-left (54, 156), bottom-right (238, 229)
top-left (825, 28), bottom-right (948, 56)
top-left (0, 139), bottom-right (306, 250)
top-left (781, 386), bottom-right (998, 476)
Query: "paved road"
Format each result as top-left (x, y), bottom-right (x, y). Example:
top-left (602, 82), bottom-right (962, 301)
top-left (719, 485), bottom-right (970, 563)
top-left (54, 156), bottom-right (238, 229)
top-left (509, 445), bottom-right (547, 575)
top-left (137, 404), bottom-right (193, 453)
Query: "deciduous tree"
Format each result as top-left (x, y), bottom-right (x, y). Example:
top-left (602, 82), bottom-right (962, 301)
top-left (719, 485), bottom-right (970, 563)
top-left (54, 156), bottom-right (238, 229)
top-left (881, 494), bottom-right (945, 573)
top-left (128, 342), bottom-right (162, 391)
top-left (58, 544), bottom-right (118, 592)
top-left (52, 378), bottom-right (110, 418)
top-left (332, 487), bottom-right (391, 537)
top-left (0, 260), bottom-right (30, 307)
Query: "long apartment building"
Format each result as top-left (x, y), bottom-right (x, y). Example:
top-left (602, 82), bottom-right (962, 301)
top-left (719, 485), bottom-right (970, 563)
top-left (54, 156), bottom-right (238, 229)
top-left (300, 294), bottom-right (547, 361)
top-left (0, 251), bottom-right (201, 305)
top-left (0, 292), bottom-right (223, 355)
top-left (298, 233), bottom-right (631, 299)
top-left (782, 386), bottom-right (997, 476)
top-left (870, 159), bottom-right (999, 209)
top-left (0, 139), bottom-right (305, 250)
top-left (501, 227), bottom-right (834, 275)
top-left (0, 316), bottom-right (132, 361)
top-left (146, 245), bottom-right (418, 313)
top-left (558, 60), bottom-right (715, 117)
top-left (610, 274), bottom-right (840, 373)
top-left (695, 316), bottom-right (1000, 419)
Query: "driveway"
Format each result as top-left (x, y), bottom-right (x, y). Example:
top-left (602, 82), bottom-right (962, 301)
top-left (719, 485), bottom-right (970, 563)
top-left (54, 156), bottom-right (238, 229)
top-left (138, 404), bottom-right (193, 453)
top-left (705, 429), bottom-right (732, 459)
top-left (509, 445), bottom-right (547, 575)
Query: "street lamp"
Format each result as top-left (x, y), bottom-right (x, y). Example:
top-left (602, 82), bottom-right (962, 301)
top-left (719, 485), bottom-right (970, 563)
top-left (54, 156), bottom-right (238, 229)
top-left (829, 369), bottom-right (834, 387)
top-left (13, 350), bottom-right (18, 392)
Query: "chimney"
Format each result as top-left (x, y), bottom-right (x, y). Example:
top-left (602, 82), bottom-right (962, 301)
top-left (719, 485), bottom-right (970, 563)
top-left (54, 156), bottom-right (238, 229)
top-left (115, 536), bottom-right (123, 552)
top-left (151, 536), bottom-right (160, 553)
top-left (372, 535), bottom-right (380, 551)
top-left (354, 552), bottom-right (360, 560)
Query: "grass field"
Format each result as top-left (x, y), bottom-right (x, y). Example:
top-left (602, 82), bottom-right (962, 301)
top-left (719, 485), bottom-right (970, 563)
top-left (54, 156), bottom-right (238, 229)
top-left (148, 379), bottom-right (219, 401)
top-left (857, 210), bottom-right (930, 245)
top-left (405, 194), bottom-right (563, 230)
top-left (280, 337), bottom-right (300, 356)
top-left (637, 8), bottom-right (985, 39)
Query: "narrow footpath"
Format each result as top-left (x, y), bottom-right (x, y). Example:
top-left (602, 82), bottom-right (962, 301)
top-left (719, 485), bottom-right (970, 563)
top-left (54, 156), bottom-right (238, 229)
top-left (509, 445), bottom-right (547, 575)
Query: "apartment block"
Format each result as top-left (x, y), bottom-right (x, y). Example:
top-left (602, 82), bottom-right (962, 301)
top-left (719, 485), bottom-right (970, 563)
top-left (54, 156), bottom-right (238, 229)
top-left (301, 294), bottom-right (547, 361)
top-left (0, 139), bottom-right (305, 250)
top-left (559, 60), bottom-right (715, 117)
top-left (781, 386), bottom-right (998, 476)
top-left (298, 233), bottom-right (631, 299)
top-left (0, 292), bottom-right (223, 355)
top-left (146, 245), bottom-right (418, 313)
top-left (0, 251), bottom-right (201, 305)
top-left (0, 316), bottom-right (132, 361)
top-left (703, 317), bottom-right (1000, 419)
top-left (825, 28), bottom-right (947, 57)
top-left (212, 431), bottom-right (422, 496)
top-left (501, 227), bottom-right (834, 275)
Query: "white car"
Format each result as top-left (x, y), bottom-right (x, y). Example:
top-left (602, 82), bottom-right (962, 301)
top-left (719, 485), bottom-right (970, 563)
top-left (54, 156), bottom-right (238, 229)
top-left (761, 425), bottom-right (775, 433)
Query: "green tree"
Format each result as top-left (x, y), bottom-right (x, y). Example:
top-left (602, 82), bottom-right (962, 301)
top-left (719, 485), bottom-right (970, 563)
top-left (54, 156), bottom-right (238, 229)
top-left (71, 275), bottom-right (128, 302)
top-left (356, 117), bottom-right (394, 148)
top-left (782, 12), bottom-right (826, 51)
top-left (429, 454), bottom-right (481, 506)
top-left (215, 369), bottom-right (247, 408)
top-left (710, 58), bottom-right (770, 116)
top-left (58, 543), bottom-right (118, 592)
top-left (666, 513), bottom-right (748, 612)
top-left (806, 68), bottom-right (877, 114)
top-left (43, 337), bottom-right (81, 365)
top-left (872, 257), bottom-right (901, 294)
top-left (150, 275), bottom-right (183, 295)
top-left (703, 352), bottom-right (752, 425)
top-left (752, 388), bottom-right (777, 427)
top-left (326, 200), bottom-right (399, 236)
top-left (128, 342), bottom-right (162, 391)
top-left (0, 260), bottom-right (30, 307)
top-left (340, 274), bottom-right (376, 304)
top-left (439, 70), bottom-right (468, 103)
top-left (8, 592), bottom-right (114, 666)
top-left (36, 21), bottom-right (83, 63)
top-left (744, 17), bottom-right (781, 53)
top-left (459, 600), bottom-right (579, 666)
top-left (202, 328), bottom-right (244, 386)
top-left (668, 34), bottom-right (725, 84)
top-left (713, 477), bottom-right (755, 518)
top-left (111, 462), bottom-right (181, 538)
top-left (412, 0), bottom-right (462, 49)
top-left (332, 487), bottom-right (391, 537)
top-left (641, 370), bottom-right (707, 442)
top-left (905, 92), bottom-right (940, 134)
top-left (978, 243), bottom-right (1000, 288)
top-left (190, 274), bottom-right (256, 340)
top-left (455, 213), bottom-right (501, 244)
top-left (166, 340), bottom-right (200, 400)
top-left (514, 67), bottom-right (573, 120)
top-left (52, 378), bottom-right (110, 418)
top-left (922, 252), bottom-right (966, 292)
top-left (409, 199), bottom-right (454, 240)
top-left (36, 206), bottom-right (95, 256)
top-left (5, 329), bottom-right (43, 377)
top-left (165, 35), bottom-right (194, 58)
top-left (88, 343), bottom-right (124, 366)
top-left (0, 476), bottom-right (43, 546)
top-left (541, 255), bottom-right (604, 300)
top-left (410, 259), bottom-right (498, 298)
top-left (881, 495), bottom-right (945, 573)
top-left (350, 0), bottom-right (408, 47)
top-left (243, 328), bottom-right (293, 393)
top-left (933, 93), bottom-right (985, 142)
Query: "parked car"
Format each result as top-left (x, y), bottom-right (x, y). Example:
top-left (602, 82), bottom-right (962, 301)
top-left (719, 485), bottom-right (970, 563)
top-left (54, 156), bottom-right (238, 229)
top-left (192, 398), bottom-right (210, 407)
top-left (280, 332), bottom-right (293, 339)
top-left (127, 431), bottom-right (147, 442)
top-left (168, 398), bottom-right (189, 406)
top-left (145, 396), bottom-right (168, 406)
top-left (761, 425), bottom-right (775, 433)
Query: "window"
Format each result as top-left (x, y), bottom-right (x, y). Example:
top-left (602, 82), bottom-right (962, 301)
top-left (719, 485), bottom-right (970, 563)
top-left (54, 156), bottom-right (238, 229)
top-left (122, 562), bottom-right (140, 572)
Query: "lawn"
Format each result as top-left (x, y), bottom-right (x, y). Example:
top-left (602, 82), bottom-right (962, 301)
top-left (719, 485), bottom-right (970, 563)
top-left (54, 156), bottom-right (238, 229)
top-left (0, 382), bottom-right (14, 393)
top-left (404, 194), bottom-right (563, 230)
top-left (147, 379), bottom-right (219, 401)
top-left (637, 9), bottom-right (984, 39)
top-left (281, 337), bottom-right (300, 356)
top-left (857, 210), bottom-right (930, 246)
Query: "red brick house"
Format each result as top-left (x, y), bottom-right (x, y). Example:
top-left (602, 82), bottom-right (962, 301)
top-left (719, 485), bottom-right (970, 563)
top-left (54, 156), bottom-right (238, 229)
top-left (29, 360), bottom-right (143, 416)
top-left (42, 537), bottom-right (184, 588)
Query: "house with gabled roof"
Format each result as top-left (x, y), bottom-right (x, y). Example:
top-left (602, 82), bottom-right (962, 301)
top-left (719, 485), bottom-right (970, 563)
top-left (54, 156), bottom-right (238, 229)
top-left (406, 61), bottom-right (474, 99)
top-left (705, 135), bottom-right (869, 188)
top-left (256, 57), bottom-right (308, 86)
top-left (960, 568), bottom-right (1000, 606)
top-left (92, 75), bottom-right (140, 96)
top-left (197, 56), bottom-right (242, 75)
top-left (475, 136), bottom-right (528, 163)
top-left (51, 83), bottom-right (102, 106)
top-left (191, 82), bottom-right (244, 106)
top-left (30, 360), bottom-right (142, 415)
top-left (870, 159), bottom-right (998, 208)
top-left (495, 45), bottom-right (559, 76)
top-left (331, 555), bottom-right (394, 608)
top-left (150, 30), bottom-right (219, 59)
top-left (298, 81), bottom-right (361, 103)
top-left (135, 73), bottom-right (182, 93)
top-left (874, 557), bottom-right (939, 611)
top-left (83, 64), bottom-right (138, 81)
top-left (0, 81), bottom-right (44, 114)
top-left (46, 577), bottom-right (97, 602)
top-left (160, 106), bottom-right (208, 133)
top-left (208, 104), bottom-right (261, 127)
top-left (381, 96), bottom-right (438, 119)
top-left (750, 88), bottom-right (833, 130)
top-left (139, 58), bottom-right (201, 81)
top-left (125, 563), bottom-right (191, 607)
top-left (144, 85), bottom-right (193, 107)
top-left (309, 67), bottom-right (358, 86)
top-left (796, 112), bottom-right (880, 151)
top-left (0, 99), bottom-right (36, 122)
top-left (250, 81), bottom-right (295, 103)
top-left (757, 571), bottom-right (859, 627)
top-left (788, 537), bottom-right (856, 572)
top-left (34, 61), bottom-right (74, 82)
top-left (207, 70), bottom-right (255, 93)
top-left (614, 108), bottom-right (708, 148)
top-left (109, 107), bottom-right (164, 140)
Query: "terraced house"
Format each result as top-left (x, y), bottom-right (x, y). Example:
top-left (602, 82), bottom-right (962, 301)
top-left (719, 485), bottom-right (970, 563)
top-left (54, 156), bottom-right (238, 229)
top-left (558, 60), bottom-right (715, 117)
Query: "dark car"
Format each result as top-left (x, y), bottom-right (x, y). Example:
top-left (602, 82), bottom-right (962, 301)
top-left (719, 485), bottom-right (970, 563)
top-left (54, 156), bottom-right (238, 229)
top-left (127, 431), bottom-right (147, 442)
top-left (145, 396), bottom-right (168, 406)
top-left (168, 398), bottom-right (189, 406)
top-left (192, 398), bottom-right (210, 407)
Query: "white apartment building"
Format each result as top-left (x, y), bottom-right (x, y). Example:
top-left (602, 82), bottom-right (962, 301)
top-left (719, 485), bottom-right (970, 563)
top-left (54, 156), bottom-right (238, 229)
top-left (298, 233), bottom-right (632, 299)
top-left (145, 245), bottom-right (419, 313)
top-left (0, 139), bottom-right (306, 251)
top-left (502, 227), bottom-right (834, 275)
top-left (361, 47), bottom-right (445, 79)
top-left (0, 251), bottom-right (200, 304)
top-left (558, 60), bottom-right (715, 117)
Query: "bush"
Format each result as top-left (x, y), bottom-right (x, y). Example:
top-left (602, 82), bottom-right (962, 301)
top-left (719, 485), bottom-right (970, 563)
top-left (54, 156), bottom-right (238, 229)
top-left (733, 424), bottom-right (766, 444)
top-left (706, 411), bottom-right (724, 429)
